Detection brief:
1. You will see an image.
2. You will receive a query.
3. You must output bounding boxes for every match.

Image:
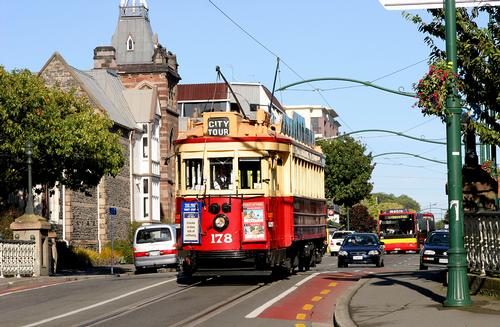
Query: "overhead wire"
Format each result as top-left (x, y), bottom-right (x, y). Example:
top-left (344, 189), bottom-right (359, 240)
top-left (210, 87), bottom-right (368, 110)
top-left (208, 0), bottom-right (447, 196)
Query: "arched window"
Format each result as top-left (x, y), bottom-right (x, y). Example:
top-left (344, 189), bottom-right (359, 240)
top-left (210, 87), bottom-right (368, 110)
top-left (169, 128), bottom-right (174, 150)
top-left (127, 35), bottom-right (134, 51)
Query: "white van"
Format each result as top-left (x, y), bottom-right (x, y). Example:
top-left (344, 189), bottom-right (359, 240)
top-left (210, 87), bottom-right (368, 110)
top-left (329, 230), bottom-right (355, 256)
top-left (133, 224), bottom-right (178, 273)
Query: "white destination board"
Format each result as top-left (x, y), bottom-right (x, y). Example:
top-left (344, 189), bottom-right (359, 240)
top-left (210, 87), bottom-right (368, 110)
top-left (379, 0), bottom-right (500, 10)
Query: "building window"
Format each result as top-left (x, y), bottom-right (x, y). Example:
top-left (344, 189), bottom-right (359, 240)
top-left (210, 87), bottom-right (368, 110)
top-left (143, 197), bottom-right (149, 217)
top-left (169, 129), bottom-right (174, 151)
top-left (310, 117), bottom-right (321, 134)
top-left (127, 35), bottom-right (134, 51)
top-left (143, 178), bottom-right (149, 194)
top-left (142, 136), bottom-right (148, 158)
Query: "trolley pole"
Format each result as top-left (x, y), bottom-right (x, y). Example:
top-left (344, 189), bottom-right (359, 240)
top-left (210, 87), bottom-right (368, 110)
top-left (443, 0), bottom-right (471, 307)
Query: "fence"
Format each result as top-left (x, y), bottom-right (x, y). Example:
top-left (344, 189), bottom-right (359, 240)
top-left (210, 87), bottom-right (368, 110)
top-left (0, 240), bottom-right (36, 277)
top-left (464, 212), bottom-right (500, 275)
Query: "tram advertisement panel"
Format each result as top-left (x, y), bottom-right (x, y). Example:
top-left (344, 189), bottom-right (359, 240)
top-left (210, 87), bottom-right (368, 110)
top-left (182, 201), bottom-right (202, 244)
top-left (243, 202), bottom-right (266, 242)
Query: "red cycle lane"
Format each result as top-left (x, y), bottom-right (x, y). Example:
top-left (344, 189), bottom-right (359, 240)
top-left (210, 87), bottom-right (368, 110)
top-left (258, 271), bottom-right (365, 324)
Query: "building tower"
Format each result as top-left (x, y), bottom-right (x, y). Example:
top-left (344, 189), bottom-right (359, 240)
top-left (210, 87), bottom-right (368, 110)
top-left (94, 0), bottom-right (180, 222)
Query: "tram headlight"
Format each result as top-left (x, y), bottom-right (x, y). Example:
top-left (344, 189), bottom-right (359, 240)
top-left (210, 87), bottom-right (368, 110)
top-left (222, 202), bottom-right (231, 213)
top-left (209, 203), bottom-right (220, 214)
top-left (213, 214), bottom-right (229, 232)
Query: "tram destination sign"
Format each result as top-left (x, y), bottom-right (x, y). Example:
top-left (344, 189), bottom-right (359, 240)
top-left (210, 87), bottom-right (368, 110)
top-left (207, 117), bottom-right (230, 136)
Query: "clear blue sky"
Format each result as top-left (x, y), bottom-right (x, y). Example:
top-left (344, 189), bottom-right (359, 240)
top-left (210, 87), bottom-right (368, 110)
top-left (0, 0), bottom-right (450, 218)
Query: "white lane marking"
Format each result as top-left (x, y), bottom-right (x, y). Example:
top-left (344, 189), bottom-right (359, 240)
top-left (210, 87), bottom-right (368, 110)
top-left (21, 278), bottom-right (177, 327)
top-left (0, 280), bottom-right (79, 297)
top-left (245, 273), bottom-right (319, 318)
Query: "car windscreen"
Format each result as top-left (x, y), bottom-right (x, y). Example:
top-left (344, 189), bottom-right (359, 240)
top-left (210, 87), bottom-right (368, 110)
top-left (136, 228), bottom-right (172, 244)
top-left (426, 233), bottom-right (449, 246)
top-left (344, 235), bottom-right (378, 246)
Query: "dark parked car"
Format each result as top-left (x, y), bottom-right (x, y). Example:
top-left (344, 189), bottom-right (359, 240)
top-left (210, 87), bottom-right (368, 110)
top-left (337, 233), bottom-right (384, 268)
top-left (420, 230), bottom-right (449, 270)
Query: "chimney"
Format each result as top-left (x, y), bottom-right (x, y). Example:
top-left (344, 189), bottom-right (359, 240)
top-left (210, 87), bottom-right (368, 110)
top-left (93, 46), bottom-right (117, 69)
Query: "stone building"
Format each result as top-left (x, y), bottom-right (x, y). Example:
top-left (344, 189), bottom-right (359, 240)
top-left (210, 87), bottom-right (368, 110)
top-left (94, 0), bottom-right (180, 222)
top-left (39, 53), bottom-right (163, 250)
top-left (33, 0), bottom-right (180, 250)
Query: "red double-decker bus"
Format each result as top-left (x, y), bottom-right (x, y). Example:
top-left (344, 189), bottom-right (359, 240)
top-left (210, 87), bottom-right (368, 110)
top-left (378, 209), bottom-right (435, 253)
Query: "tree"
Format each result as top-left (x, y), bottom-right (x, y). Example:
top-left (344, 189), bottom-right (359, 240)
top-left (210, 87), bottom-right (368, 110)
top-left (405, 7), bottom-right (500, 145)
top-left (0, 67), bottom-right (125, 205)
top-left (317, 136), bottom-right (374, 207)
top-left (341, 204), bottom-right (376, 233)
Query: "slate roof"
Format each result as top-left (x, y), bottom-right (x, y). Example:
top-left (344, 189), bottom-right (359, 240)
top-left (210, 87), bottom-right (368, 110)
top-left (70, 68), bottom-right (137, 130)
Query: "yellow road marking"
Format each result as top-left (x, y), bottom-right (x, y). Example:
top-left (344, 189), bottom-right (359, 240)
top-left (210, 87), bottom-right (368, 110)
top-left (302, 304), bottom-right (314, 310)
top-left (311, 296), bottom-right (322, 302)
top-left (296, 313), bottom-right (306, 320)
top-left (295, 324), bottom-right (306, 327)
top-left (320, 289), bottom-right (331, 295)
top-left (329, 282), bottom-right (337, 287)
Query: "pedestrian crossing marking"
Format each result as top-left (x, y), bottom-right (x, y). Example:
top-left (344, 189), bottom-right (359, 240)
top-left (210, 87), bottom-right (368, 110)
top-left (320, 289), bottom-right (330, 295)
top-left (329, 282), bottom-right (337, 287)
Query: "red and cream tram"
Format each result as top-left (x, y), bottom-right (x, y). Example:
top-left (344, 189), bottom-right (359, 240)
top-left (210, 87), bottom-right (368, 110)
top-left (175, 109), bottom-right (327, 275)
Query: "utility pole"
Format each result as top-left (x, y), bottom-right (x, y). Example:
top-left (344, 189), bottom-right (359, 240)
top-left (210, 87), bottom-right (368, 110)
top-left (442, 0), bottom-right (471, 306)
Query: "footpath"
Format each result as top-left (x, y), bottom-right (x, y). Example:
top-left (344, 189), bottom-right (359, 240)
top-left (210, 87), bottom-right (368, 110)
top-left (334, 269), bottom-right (500, 327)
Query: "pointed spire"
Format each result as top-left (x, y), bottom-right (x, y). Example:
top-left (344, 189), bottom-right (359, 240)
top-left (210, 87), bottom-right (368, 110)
top-left (120, 0), bottom-right (148, 9)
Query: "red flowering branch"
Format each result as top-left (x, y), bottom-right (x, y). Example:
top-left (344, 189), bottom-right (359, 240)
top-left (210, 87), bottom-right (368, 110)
top-left (413, 60), bottom-right (463, 120)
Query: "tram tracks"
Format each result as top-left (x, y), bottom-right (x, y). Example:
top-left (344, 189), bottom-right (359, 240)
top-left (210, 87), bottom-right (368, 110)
top-left (73, 276), bottom-right (276, 327)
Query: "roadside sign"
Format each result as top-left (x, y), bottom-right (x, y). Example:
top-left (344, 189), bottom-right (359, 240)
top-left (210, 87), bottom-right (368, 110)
top-left (109, 207), bottom-right (117, 215)
top-left (379, 0), bottom-right (500, 10)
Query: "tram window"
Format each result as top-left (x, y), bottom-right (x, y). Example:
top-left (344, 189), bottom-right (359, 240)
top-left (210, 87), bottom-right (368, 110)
top-left (238, 158), bottom-right (261, 189)
top-left (210, 158), bottom-right (233, 190)
top-left (183, 102), bottom-right (226, 117)
top-left (185, 159), bottom-right (204, 190)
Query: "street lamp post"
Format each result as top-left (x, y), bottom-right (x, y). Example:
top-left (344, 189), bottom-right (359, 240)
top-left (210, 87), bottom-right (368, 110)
top-left (443, 0), bottom-right (471, 307)
top-left (25, 140), bottom-right (35, 215)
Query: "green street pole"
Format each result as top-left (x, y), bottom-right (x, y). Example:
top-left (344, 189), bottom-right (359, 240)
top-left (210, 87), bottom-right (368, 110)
top-left (444, 0), bottom-right (471, 307)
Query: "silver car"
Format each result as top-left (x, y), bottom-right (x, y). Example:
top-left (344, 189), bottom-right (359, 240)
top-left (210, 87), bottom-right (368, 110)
top-left (133, 224), bottom-right (178, 273)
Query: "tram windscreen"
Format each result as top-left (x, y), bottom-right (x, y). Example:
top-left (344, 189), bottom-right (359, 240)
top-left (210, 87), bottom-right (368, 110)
top-left (239, 158), bottom-right (261, 189)
top-left (379, 214), bottom-right (415, 239)
top-left (185, 159), bottom-right (204, 190)
top-left (210, 157), bottom-right (233, 190)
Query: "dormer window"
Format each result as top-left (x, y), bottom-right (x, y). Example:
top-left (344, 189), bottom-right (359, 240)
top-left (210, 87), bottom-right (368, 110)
top-left (127, 35), bottom-right (134, 51)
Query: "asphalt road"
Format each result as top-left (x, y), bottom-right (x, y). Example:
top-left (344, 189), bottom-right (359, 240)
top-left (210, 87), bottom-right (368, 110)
top-left (0, 253), bottom-right (422, 327)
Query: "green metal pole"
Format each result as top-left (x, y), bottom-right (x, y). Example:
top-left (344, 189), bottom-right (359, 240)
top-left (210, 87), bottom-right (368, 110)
top-left (444, 0), bottom-right (471, 307)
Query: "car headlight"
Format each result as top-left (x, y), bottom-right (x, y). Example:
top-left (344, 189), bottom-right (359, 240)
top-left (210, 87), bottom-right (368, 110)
top-left (338, 250), bottom-right (348, 256)
top-left (424, 250), bottom-right (435, 255)
top-left (368, 250), bottom-right (379, 255)
top-left (443, 251), bottom-right (447, 256)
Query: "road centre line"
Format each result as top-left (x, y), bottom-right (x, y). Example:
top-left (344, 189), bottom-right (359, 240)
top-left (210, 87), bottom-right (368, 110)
top-left (245, 273), bottom-right (319, 318)
top-left (21, 278), bottom-right (177, 327)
